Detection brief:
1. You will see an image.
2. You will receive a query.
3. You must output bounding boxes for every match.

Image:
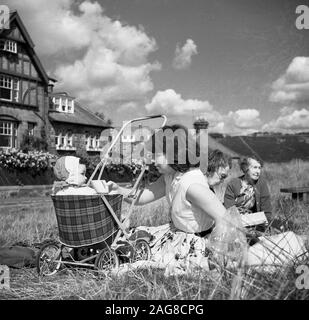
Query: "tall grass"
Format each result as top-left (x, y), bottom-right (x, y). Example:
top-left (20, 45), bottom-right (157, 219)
top-left (0, 160), bottom-right (308, 300)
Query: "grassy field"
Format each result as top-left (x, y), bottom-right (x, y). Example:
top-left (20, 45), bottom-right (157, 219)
top-left (0, 160), bottom-right (308, 300)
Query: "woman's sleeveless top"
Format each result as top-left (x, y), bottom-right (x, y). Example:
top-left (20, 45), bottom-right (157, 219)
top-left (164, 168), bottom-right (214, 233)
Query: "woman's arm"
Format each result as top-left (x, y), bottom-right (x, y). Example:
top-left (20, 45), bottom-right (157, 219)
top-left (186, 183), bottom-right (227, 223)
top-left (107, 175), bottom-right (166, 205)
top-left (223, 180), bottom-right (237, 209)
top-left (186, 183), bottom-right (233, 242)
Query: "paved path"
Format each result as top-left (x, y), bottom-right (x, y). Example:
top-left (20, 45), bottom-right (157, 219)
top-left (0, 196), bottom-right (52, 209)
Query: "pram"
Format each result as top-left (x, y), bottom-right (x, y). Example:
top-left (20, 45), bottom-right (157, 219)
top-left (36, 115), bottom-right (167, 276)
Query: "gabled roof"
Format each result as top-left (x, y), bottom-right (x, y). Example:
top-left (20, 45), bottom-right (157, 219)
top-left (49, 102), bottom-right (112, 128)
top-left (0, 11), bottom-right (50, 85)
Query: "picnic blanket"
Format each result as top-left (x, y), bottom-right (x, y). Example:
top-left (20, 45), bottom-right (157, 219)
top-left (114, 222), bottom-right (308, 277)
top-left (115, 223), bottom-right (213, 276)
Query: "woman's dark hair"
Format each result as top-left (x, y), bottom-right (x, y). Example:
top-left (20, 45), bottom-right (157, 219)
top-left (147, 124), bottom-right (200, 173)
top-left (239, 155), bottom-right (263, 173)
top-left (207, 149), bottom-right (231, 175)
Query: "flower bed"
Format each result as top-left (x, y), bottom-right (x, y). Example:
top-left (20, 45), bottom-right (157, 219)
top-left (0, 149), bottom-right (56, 173)
top-left (0, 149), bottom-right (161, 186)
top-left (0, 149), bottom-right (57, 186)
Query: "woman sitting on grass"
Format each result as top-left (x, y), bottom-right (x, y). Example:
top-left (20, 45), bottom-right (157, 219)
top-left (224, 155), bottom-right (272, 229)
top-left (223, 155), bottom-right (295, 236)
top-left (108, 124), bottom-right (235, 274)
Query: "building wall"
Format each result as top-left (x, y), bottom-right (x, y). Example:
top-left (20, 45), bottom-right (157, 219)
top-left (0, 15), bottom-right (110, 158)
top-left (49, 122), bottom-right (110, 158)
top-left (0, 19), bottom-right (48, 150)
top-left (0, 104), bottom-right (45, 149)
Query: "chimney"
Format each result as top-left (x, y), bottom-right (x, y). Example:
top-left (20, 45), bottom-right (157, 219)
top-left (193, 119), bottom-right (209, 135)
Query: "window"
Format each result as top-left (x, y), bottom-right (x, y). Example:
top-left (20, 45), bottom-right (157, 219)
top-left (0, 40), bottom-right (17, 54)
top-left (55, 132), bottom-right (75, 150)
top-left (67, 133), bottom-right (73, 147)
top-left (54, 135), bottom-right (59, 146)
top-left (28, 123), bottom-right (35, 136)
top-left (67, 99), bottom-right (73, 113)
top-left (0, 75), bottom-right (19, 102)
top-left (87, 136), bottom-right (95, 149)
top-left (86, 134), bottom-right (101, 151)
top-left (52, 96), bottom-right (74, 113)
top-left (53, 97), bottom-right (60, 111)
top-left (95, 137), bottom-right (100, 148)
top-left (0, 121), bottom-right (18, 148)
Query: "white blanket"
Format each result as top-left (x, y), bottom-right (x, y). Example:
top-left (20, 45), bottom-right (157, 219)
top-left (247, 231), bottom-right (308, 267)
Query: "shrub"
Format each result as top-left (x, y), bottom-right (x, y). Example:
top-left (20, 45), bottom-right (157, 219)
top-left (0, 149), bottom-right (57, 174)
top-left (20, 128), bottom-right (48, 152)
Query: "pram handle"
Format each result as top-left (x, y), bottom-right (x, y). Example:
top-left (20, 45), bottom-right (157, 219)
top-left (87, 114), bottom-right (167, 186)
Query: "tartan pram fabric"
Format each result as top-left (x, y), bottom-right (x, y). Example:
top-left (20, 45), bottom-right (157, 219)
top-left (51, 194), bottom-right (123, 247)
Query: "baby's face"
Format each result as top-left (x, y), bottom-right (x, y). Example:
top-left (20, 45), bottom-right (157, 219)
top-left (77, 164), bottom-right (87, 185)
top-left (78, 164), bottom-right (86, 175)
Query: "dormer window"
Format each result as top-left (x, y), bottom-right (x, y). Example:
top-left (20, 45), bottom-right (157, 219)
top-left (52, 96), bottom-right (74, 113)
top-left (0, 40), bottom-right (17, 54)
top-left (67, 99), bottom-right (73, 113)
top-left (53, 97), bottom-right (60, 110)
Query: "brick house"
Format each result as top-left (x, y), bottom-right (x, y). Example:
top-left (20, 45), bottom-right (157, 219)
top-left (0, 11), bottom-right (111, 158)
top-left (0, 11), bottom-right (52, 150)
top-left (49, 92), bottom-right (112, 157)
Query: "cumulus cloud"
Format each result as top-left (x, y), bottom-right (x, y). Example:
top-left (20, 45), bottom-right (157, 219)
top-left (227, 109), bottom-right (262, 129)
top-left (145, 90), bottom-right (264, 135)
top-left (10, 0), bottom-right (96, 55)
top-left (262, 107), bottom-right (309, 132)
top-left (208, 109), bottom-right (262, 135)
top-left (172, 39), bottom-right (198, 70)
top-left (270, 57), bottom-right (309, 104)
top-left (11, 0), bottom-right (160, 112)
top-left (145, 89), bottom-right (220, 120)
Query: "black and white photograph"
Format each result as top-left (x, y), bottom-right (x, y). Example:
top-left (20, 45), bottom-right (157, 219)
top-left (0, 0), bottom-right (308, 306)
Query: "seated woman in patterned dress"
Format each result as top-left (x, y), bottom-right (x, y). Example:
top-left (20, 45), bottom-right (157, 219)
top-left (223, 155), bottom-right (271, 225)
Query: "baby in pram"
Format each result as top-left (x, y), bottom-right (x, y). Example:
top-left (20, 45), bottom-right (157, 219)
top-left (52, 156), bottom-right (98, 195)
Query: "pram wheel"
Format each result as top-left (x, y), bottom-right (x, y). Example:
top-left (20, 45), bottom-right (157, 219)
top-left (133, 239), bottom-right (151, 261)
top-left (36, 242), bottom-right (62, 276)
top-left (95, 247), bottom-right (119, 272)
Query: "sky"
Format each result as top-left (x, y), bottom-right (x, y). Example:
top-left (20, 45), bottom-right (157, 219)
top-left (7, 0), bottom-right (309, 134)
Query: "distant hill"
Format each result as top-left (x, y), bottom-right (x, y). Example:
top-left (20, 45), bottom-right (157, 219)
top-left (210, 132), bottom-right (309, 163)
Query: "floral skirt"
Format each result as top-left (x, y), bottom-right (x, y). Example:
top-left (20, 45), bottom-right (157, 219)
top-left (115, 223), bottom-right (212, 276)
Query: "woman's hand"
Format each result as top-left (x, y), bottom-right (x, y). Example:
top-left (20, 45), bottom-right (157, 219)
top-left (105, 181), bottom-right (134, 198)
top-left (105, 181), bottom-right (121, 194)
